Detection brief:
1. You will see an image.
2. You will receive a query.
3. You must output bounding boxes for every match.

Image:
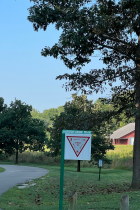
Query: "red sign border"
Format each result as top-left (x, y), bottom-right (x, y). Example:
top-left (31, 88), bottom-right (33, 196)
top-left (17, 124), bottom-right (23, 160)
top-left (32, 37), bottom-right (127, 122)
top-left (66, 136), bottom-right (90, 157)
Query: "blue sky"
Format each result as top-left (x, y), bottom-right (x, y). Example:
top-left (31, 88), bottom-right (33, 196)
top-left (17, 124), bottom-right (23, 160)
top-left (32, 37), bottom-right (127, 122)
top-left (0, 0), bottom-right (113, 113)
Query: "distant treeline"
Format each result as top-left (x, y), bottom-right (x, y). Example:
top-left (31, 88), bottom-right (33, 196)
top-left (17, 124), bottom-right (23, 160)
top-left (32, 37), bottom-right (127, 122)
top-left (31, 99), bottom-right (134, 133)
top-left (31, 106), bottom-right (64, 127)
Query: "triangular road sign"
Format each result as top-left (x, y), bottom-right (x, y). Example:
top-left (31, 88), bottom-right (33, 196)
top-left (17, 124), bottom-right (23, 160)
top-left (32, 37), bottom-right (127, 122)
top-left (66, 136), bottom-right (90, 157)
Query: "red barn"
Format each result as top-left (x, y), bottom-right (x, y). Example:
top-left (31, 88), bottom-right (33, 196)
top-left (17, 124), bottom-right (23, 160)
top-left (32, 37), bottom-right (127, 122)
top-left (110, 123), bottom-right (135, 145)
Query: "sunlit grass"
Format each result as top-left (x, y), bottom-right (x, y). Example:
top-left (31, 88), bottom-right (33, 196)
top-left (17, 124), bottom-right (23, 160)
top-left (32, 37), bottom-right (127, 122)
top-left (0, 145), bottom-right (134, 170)
top-left (106, 145), bottom-right (133, 169)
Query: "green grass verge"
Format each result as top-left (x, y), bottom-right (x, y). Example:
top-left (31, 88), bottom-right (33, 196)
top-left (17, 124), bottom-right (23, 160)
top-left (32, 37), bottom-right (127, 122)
top-left (0, 164), bottom-right (140, 210)
top-left (0, 167), bottom-right (5, 173)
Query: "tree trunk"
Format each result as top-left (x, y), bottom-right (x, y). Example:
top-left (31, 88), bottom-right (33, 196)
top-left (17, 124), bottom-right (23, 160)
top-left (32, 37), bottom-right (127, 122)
top-left (77, 160), bottom-right (80, 172)
top-left (15, 140), bottom-right (18, 164)
top-left (131, 35), bottom-right (140, 189)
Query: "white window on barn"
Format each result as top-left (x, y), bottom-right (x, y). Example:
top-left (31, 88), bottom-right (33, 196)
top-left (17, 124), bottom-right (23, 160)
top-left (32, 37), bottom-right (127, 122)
top-left (130, 137), bottom-right (134, 145)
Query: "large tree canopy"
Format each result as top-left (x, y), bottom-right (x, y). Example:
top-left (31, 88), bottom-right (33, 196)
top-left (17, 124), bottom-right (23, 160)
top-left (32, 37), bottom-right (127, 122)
top-left (47, 94), bottom-right (114, 171)
top-left (0, 99), bottom-right (46, 164)
top-left (28, 0), bottom-right (140, 188)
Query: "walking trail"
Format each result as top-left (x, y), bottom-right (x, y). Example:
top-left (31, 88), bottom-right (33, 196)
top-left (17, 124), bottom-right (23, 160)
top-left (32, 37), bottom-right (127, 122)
top-left (0, 164), bottom-right (49, 210)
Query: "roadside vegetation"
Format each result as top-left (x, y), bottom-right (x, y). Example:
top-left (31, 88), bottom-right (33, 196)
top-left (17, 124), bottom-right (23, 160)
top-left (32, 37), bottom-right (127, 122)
top-left (0, 95), bottom-right (135, 166)
top-left (0, 167), bottom-right (5, 173)
top-left (0, 146), bottom-right (138, 210)
top-left (0, 96), bottom-right (136, 209)
top-left (0, 145), bottom-right (133, 169)
top-left (0, 164), bottom-right (139, 210)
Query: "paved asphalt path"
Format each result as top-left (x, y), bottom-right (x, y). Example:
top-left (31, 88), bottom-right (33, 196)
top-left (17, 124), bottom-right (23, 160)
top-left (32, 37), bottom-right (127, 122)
top-left (0, 165), bottom-right (49, 210)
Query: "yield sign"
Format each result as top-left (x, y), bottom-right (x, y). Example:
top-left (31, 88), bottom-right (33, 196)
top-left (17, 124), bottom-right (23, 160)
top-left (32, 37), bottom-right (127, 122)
top-left (66, 136), bottom-right (90, 157)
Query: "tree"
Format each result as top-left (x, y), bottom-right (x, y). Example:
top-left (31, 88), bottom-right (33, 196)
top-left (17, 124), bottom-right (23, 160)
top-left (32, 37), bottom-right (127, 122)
top-left (26, 118), bottom-right (47, 152)
top-left (42, 106), bottom-right (64, 119)
top-left (47, 94), bottom-right (114, 171)
top-left (0, 99), bottom-right (46, 164)
top-left (28, 0), bottom-right (140, 188)
top-left (0, 97), bottom-right (7, 112)
top-left (31, 106), bottom-right (64, 127)
top-left (94, 98), bottom-right (135, 132)
top-left (31, 108), bottom-right (51, 127)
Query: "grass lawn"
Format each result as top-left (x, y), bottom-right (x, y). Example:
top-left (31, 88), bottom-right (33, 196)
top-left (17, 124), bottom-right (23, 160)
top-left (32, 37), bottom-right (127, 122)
top-left (0, 167), bottom-right (5, 173)
top-left (0, 164), bottom-right (140, 210)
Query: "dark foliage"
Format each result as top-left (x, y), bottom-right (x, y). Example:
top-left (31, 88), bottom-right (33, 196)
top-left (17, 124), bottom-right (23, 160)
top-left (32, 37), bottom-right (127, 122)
top-left (46, 94), bottom-right (114, 165)
top-left (0, 99), bottom-right (46, 164)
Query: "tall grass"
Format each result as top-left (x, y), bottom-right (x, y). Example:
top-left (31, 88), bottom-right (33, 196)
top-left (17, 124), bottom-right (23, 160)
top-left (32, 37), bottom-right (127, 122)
top-left (6, 151), bottom-right (62, 165)
top-left (0, 145), bottom-right (133, 169)
top-left (4, 152), bottom-right (94, 167)
top-left (106, 145), bottom-right (133, 169)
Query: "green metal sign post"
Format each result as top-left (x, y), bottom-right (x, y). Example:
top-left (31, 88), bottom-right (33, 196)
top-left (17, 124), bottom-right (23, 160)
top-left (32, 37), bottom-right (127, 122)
top-left (59, 132), bottom-right (65, 210)
top-left (59, 130), bottom-right (92, 210)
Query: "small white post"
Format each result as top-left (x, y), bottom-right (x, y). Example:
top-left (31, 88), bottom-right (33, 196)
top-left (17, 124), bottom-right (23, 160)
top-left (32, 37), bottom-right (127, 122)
top-left (120, 194), bottom-right (129, 210)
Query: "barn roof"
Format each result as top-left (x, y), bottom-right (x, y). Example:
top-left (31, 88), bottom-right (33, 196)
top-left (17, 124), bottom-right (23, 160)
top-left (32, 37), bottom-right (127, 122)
top-left (110, 123), bottom-right (135, 139)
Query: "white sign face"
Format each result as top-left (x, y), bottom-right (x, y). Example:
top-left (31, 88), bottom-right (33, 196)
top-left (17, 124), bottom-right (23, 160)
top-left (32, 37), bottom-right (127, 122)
top-left (99, 159), bottom-right (102, 167)
top-left (64, 131), bottom-right (91, 160)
